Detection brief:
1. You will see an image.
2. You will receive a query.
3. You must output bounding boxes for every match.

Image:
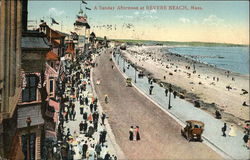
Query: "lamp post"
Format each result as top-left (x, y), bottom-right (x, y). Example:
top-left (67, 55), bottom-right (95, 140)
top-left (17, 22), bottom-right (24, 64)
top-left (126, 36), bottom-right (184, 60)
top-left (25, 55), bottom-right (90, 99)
top-left (134, 67), bottom-right (137, 83)
top-left (123, 58), bottom-right (126, 73)
top-left (118, 54), bottom-right (120, 65)
top-left (26, 117), bottom-right (32, 160)
top-left (168, 84), bottom-right (172, 109)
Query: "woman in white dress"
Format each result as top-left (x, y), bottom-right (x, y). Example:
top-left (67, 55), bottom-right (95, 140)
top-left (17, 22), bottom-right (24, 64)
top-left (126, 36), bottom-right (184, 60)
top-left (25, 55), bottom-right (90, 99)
top-left (228, 124), bottom-right (237, 137)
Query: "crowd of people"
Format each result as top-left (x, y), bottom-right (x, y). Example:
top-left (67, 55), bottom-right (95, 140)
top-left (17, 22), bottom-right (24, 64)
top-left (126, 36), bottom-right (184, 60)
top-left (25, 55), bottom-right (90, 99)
top-left (54, 50), bottom-right (117, 160)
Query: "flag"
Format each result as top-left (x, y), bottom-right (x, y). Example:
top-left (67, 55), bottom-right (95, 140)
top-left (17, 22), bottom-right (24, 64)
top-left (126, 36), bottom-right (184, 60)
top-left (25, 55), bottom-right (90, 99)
top-left (85, 7), bottom-right (91, 10)
top-left (82, 0), bottom-right (87, 4)
top-left (51, 18), bottom-right (59, 25)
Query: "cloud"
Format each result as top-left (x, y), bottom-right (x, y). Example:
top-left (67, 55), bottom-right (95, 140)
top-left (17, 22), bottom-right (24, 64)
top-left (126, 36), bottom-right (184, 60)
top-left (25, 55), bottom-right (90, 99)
top-left (179, 17), bottom-right (190, 23)
top-left (48, 8), bottom-right (65, 17)
top-left (202, 15), bottom-right (224, 26)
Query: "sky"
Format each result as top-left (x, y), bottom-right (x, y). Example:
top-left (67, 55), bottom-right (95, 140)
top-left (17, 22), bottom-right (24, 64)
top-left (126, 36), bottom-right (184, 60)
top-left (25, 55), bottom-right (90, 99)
top-left (28, 1), bottom-right (249, 45)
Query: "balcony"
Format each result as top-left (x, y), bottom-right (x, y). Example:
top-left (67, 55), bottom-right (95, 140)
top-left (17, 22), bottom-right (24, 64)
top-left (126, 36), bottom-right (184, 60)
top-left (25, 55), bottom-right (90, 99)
top-left (21, 31), bottom-right (50, 73)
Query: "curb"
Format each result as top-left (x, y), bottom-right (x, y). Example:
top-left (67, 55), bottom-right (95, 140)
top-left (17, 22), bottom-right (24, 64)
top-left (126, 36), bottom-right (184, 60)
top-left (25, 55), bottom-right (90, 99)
top-left (90, 53), bottom-right (126, 159)
top-left (112, 54), bottom-right (233, 160)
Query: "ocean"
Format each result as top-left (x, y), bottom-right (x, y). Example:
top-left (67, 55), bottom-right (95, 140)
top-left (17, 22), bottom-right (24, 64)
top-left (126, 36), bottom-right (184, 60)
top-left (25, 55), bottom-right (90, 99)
top-left (168, 46), bottom-right (249, 75)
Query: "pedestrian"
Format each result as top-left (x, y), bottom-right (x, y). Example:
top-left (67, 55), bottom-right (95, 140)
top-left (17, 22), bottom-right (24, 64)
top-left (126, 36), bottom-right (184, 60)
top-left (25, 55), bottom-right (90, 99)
top-left (66, 128), bottom-right (71, 140)
top-left (94, 97), bottom-right (98, 104)
top-left (135, 126), bottom-right (140, 141)
top-left (95, 143), bottom-right (102, 158)
top-left (85, 97), bottom-right (89, 106)
top-left (104, 151), bottom-right (111, 160)
top-left (87, 123), bottom-right (94, 138)
top-left (94, 120), bottom-right (98, 132)
top-left (93, 111), bottom-right (98, 122)
top-left (150, 79), bottom-right (153, 84)
top-left (165, 88), bottom-right (168, 96)
top-left (83, 112), bottom-right (88, 121)
top-left (96, 112), bottom-right (99, 122)
top-left (243, 132), bottom-right (249, 147)
top-left (101, 113), bottom-right (106, 125)
top-left (90, 103), bottom-right (93, 113)
top-left (244, 123), bottom-right (250, 135)
top-left (93, 103), bottom-right (98, 112)
top-left (83, 121), bottom-right (88, 134)
top-left (79, 121), bottom-right (84, 133)
top-left (72, 103), bottom-right (75, 111)
top-left (68, 107), bottom-right (73, 121)
top-left (173, 91), bottom-right (177, 98)
top-left (82, 141), bottom-right (88, 159)
top-left (72, 109), bottom-right (76, 121)
top-left (88, 113), bottom-right (93, 122)
top-left (102, 129), bottom-right (107, 143)
top-left (65, 111), bottom-right (69, 122)
top-left (80, 104), bottom-right (84, 114)
top-left (129, 126), bottom-right (134, 141)
top-left (228, 125), bottom-right (237, 137)
top-left (221, 123), bottom-right (227, 137)
top-left (149, 86), bottom-right (153, 95)
top-left (105, 94), bottom-right (108, 103)
top-left (148, 77), bottom-right (151, 84)
top-left (99, 131), bottom-right (104, 146)
top-left (215, 110), bottom-right (222, 119)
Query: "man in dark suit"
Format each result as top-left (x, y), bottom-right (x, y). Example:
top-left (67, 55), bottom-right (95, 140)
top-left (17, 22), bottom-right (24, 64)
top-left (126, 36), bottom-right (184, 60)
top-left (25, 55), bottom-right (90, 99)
top-left (222, 123), bottom-right (227, 137)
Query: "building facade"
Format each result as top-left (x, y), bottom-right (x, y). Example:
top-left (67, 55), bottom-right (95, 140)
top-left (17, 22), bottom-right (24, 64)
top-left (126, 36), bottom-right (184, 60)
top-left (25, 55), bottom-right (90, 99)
top-left (0, 0), bottom-right (23, 157)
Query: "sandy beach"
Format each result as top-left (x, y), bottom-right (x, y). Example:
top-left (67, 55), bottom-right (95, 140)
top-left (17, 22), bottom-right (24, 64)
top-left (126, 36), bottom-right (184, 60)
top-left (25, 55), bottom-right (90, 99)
top-left (121, 45), bottom-right (249, 128)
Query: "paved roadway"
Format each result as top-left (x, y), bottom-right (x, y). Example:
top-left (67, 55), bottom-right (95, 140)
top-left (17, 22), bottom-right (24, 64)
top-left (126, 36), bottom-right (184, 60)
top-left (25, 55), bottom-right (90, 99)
top-left (92, 49), bottom-right (222, 159)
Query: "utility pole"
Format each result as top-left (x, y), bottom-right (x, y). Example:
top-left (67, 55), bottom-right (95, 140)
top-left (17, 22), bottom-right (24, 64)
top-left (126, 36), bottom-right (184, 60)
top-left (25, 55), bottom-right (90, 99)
top-left (134, 67), bottom-right (137, 83)
top-left (168, 84), bottom-right (172, 109)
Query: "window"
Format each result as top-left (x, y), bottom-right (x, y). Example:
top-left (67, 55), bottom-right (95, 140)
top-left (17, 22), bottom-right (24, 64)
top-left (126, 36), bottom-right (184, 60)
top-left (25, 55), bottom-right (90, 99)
top-left (50, 61), bottom-right (54, 68)
top-left (22, 133), bottom-right (36, 160)
top-left (49, 79), bottom-right (53, 93)
top-left (22, 74), bottom-right (38, 102)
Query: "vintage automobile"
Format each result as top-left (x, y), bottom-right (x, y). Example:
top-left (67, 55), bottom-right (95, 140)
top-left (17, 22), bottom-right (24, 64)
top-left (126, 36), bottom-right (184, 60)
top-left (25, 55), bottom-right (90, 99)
top-left (126, 78), bottom-right (132, 87)
top-left (181, 120), bottom-right (204, 142)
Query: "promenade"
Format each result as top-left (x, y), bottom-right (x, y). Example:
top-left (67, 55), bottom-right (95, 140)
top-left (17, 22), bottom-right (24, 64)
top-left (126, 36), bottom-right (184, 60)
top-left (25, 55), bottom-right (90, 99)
top-left (114, 49), bottom-right (249, 160)
top-left (92, 49), bottom-right (222, 159)
top-left (57, 51), bottom-right (119, 160)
